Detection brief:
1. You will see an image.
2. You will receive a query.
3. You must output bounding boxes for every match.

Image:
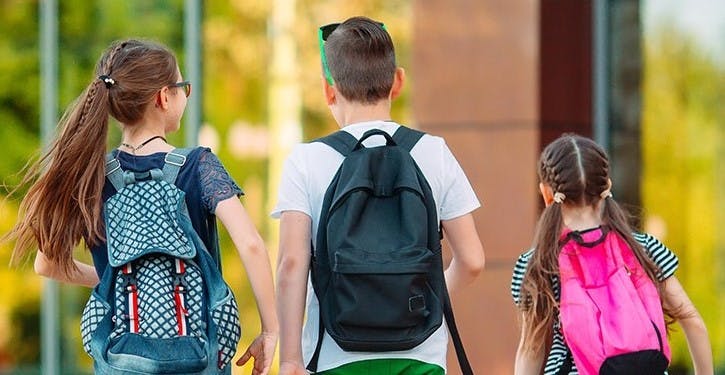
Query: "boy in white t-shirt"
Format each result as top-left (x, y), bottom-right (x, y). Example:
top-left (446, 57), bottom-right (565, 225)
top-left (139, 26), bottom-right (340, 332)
top-left (272, 16), bottom-right (485, 375)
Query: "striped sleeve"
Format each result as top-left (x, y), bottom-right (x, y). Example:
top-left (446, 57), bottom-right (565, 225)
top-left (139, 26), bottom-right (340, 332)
top-left (511, 249), bottom-right (534, 306)
top-left (633, 232), bottom-right (679, 281)
top-left (511, 248), bottom-right (573, 375)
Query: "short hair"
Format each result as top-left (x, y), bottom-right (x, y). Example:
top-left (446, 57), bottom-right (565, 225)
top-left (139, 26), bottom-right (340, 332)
top-left (324, 16), bottom-right (396, 104)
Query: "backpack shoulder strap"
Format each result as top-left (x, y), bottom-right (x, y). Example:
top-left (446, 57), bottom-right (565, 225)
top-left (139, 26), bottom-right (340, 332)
top-left (314, 130), bottom-right (358, 157)
top-left (392, 125), bottom-right (425, 152)
top-left (306, 132), bottom-right (357, 372)
top-left (443, 293), bottom-right (474, 374)
top-left (393, 126), bottom-right (474, 374)
top-left (105, 152), bottom-right (125, 191)
top-left (162, 147), bottom-right (194, 184)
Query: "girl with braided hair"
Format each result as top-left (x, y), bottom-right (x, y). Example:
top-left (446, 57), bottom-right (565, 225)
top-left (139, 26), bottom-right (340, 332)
top-left (4, 39), bottom-right (277, 374)
top-left (511, 134), bottom-right (712, 375)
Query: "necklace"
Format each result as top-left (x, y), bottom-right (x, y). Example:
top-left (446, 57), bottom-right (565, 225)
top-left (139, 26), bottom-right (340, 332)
top-left (120, 135), bottom-right (167, 154)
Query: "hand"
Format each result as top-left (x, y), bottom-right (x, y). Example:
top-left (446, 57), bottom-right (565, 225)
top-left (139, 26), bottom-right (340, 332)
top-left (236, 332), bottom-right (278, 375)
top-left (279, 360), bottom-right (309, 375)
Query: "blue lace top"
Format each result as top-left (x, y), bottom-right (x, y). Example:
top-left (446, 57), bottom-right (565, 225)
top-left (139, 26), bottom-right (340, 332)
top-left (90, 147), bottom-right (243, 278)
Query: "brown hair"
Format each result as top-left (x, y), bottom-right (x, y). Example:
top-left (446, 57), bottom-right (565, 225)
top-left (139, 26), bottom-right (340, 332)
top-left (4, 39), bottom-right (179, 276)
top-left (325, 16), bottom-right (396, 104)
top-left (518, 134), bottom-right (667, 354)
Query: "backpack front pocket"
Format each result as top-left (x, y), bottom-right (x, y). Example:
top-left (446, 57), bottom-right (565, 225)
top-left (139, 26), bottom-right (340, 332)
top-left (107, 334), bottom-right (207, 373)
top-left (325, 247), bottom-right (439, 350)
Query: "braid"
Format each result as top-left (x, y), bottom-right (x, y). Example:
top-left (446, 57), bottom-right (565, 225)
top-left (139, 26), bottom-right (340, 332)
top-left (540, 159), bottom-right (553, 186)
top-left (76, 80), bottom-right (103, 128)
top-left (539, 149), bottom-right (566, 196)
top-left (72, 41), bottom-right (126, 129)
top-left (101, 41), bottom-right (126, 75)
top-left (539, 150), bottom-right (556, 188)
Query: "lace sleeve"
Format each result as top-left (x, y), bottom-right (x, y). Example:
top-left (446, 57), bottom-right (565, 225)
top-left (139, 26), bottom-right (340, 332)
top-left (198, 151), bottom-right (244, 213)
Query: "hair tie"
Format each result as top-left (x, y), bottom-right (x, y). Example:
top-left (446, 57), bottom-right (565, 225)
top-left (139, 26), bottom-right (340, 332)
top-left (553, 192), bottom-right (566, 204)
top-left (98, 75), bottom-right (116, 88)
top-left (600, 189), bottom-right (613, 199)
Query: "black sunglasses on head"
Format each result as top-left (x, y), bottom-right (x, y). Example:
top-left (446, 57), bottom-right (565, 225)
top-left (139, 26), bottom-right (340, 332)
top-left (318, 21), bottom-right (387, 85)
top-left (318, 21), bottom-right (386, 42)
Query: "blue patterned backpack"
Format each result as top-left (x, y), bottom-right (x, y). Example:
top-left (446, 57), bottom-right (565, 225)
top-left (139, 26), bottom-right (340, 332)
top-left (80, 149), bottom-right (241, 374)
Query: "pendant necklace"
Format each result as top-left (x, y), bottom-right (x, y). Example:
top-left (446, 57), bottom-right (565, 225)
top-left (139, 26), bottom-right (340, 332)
top-left (120, 135), bottom-right (167, 154)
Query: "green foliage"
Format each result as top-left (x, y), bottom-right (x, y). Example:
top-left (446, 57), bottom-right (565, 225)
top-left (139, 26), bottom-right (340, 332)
top-left (8, 299), bottom-right (41, 365)
top-left (1, 1), bottom-right (185, 372)
top-left (0, 1), bottom-right (41, 191)
top-left (642, 25), bottom-right (725, 370)
top-left (0, 199), bottom-right (44, 370)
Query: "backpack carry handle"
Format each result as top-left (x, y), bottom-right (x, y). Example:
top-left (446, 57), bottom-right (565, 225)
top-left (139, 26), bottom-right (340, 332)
top-left (122, 169), bottom-right (164, 186)
top-left (561, 225), bottom-right (610, 248)
top-left (354, 129), bottom-right (397, 150)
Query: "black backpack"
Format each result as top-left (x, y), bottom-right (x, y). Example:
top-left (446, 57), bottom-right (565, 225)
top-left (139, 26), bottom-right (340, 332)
top-left (307, 126), bottom-right (473, 374)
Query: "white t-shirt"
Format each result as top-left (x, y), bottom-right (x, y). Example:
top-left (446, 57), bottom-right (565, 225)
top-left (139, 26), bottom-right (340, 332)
top-left (271, 120), bottom-right (481, 372)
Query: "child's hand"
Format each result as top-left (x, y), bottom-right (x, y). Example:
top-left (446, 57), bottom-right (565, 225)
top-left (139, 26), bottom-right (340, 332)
top-left (279, 361), bottom-right (309, 375)
top-left (236, 332), bottom-right (278, 375)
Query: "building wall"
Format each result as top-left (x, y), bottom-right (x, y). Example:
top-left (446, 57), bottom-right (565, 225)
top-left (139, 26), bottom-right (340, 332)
top-left (411, 1), bottom-right (594, 373)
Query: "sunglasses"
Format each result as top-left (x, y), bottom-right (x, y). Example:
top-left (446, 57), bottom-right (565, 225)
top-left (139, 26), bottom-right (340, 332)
top-left (318, 21), bottom-right (386, 86)
top-left (168, 80), bottom-right (192, 97)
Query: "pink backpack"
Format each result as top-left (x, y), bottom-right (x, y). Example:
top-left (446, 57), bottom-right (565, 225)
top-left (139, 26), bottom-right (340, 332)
top-left (558, 226), bottom-right (671, 375)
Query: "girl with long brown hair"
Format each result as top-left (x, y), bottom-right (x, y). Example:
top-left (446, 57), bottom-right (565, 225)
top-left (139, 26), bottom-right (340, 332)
top-left (511, 134), bottom-right (712, 374)
top-left (4, 39), bottom-right (277, 374)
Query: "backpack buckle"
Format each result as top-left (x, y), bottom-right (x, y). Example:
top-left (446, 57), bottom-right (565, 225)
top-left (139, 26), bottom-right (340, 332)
top-left (119, 273), bottom-right (137, 292)
top-left (173, 259), bottom-right (189, 291)
top-left (105, 158), bottom-right (121, 176)
top-left (409, 295), bottom-right (426, 312)
top-left (172, 273), bottom-right (189, 292)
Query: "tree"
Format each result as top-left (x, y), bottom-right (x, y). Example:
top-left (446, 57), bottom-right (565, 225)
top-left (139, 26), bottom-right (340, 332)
top-left (1, 1), bottom-right (184, 372)
top-left (642, 25), bottom-right (725, 372)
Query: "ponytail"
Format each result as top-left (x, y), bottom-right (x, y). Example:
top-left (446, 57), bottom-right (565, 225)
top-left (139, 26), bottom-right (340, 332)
top-left (519, 202), bottom-right (565, 354)
top-left (5, 77), bottom-right (110, 276)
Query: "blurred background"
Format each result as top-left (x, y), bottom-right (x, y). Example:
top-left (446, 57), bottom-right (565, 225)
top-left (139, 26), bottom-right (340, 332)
top-left (0, 0), bottom-right (722, 374)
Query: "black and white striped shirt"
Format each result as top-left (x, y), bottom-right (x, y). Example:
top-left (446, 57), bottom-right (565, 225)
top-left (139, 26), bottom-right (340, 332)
top-left (510, 232), bottom-right (679, 375)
